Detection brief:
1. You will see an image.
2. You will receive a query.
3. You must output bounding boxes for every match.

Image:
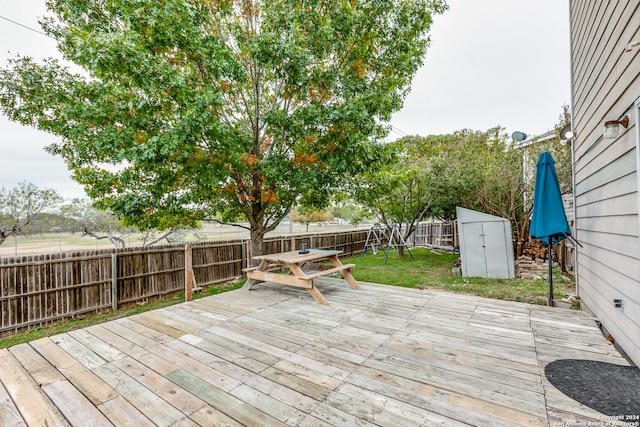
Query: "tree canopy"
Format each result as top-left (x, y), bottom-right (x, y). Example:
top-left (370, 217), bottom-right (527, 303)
top-left (350, 135), bottom-right (436, 248)
top-left (415, 127), bottom-right (533, 249)
top-left (352, 128), bottom-right (534, 255)
top-left (1, 0), bottom-right (447, 255)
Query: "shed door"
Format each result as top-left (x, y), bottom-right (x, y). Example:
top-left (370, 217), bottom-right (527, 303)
top-left (482, 221), bottom-right (510, 278)
top-left (461, 221), bottom-right (509, 278)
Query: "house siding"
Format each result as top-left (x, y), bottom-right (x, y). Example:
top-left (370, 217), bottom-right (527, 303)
top-left (570, 0), bottom-right (640, 364)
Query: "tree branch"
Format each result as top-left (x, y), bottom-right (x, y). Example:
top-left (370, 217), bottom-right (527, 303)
top-left (142, 229), bottom-right (178, 247)
top-left (203, 219), bottom-right (251, 231)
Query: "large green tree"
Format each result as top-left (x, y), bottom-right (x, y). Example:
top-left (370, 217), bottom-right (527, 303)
top-left (426, 122), bottom-right (573, 256)
top-left (0, 0), bottom-right (446, 256)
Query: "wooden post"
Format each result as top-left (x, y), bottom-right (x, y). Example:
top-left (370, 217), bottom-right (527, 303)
top-left (245, 239), bottom-right (252, 266)
top-left (241, 239), bottom-right (247, 272)
top-left (111, 253), bottom-right (118, 311)
top-left (185, 243), bottom-right (196, 302)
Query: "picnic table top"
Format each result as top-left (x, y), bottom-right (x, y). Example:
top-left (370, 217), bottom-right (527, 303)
top-left (252, 249), bottom-right (342, 264)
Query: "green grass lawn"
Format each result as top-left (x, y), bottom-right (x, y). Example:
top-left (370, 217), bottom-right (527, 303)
top-left (1, 247), bottom-right (575, 348)
top-left (344, 247), bottom-right (576, 306)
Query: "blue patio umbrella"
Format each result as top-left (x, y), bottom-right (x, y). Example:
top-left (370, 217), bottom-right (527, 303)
top-left (530, 152), bottom-right (571, 307)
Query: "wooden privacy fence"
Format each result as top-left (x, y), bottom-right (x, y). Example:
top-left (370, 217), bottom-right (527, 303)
top-left (0, 241), bottom-right (244, 336)
top-left (0, 229), bottom-right (371, 336)
top-left (410, 221), bottom-right (457, 248)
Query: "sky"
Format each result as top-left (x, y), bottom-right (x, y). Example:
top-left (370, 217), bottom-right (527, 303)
top-left (0, 0), bottom-right (572, 200)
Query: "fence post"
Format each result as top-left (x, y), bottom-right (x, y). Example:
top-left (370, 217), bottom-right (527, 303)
top-left (241, 239), bottom-right (247, 272)
top-left (111, 253), bottom-right (118, 311)
top-left (245, 239), bottom-right (252, 266)
top-left (185, 243), bottom-right (195, 302)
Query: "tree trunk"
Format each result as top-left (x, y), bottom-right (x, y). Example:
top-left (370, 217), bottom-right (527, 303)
top-left (515, 213), bottom-right (531, 258)
top-left (250, 225), bottom-right (268, 265)
top-left (107, 231), bottom-right (126, 249)
top-left (246, 200), bottom-right (293, 263)
top-left (393, 226), bottom-right (414, 257)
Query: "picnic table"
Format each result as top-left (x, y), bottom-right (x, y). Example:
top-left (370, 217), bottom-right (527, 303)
top-left (242, 249), bottom-right (361, 304)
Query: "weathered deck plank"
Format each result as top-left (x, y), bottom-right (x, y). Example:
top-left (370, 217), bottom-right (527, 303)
top-left (0, 279), bottom-right (632, 426)
top-left (0, 353), bottom-right (27, 427)
top-left (94, 361), bottom-right (187, 427)
top-left (29, 337), bottom-right (119, 405)
top-left (0, 348), bottom-right (70, 426)
top-left (41, 379), bottom-right (114, 427)
top-left (111, 356), bottom-right (208, 416)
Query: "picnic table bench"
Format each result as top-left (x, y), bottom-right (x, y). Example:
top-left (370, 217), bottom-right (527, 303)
top-left (242, 249), bottom-right (361, 304)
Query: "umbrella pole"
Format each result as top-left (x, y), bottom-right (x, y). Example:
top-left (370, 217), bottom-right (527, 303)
top-left (548, 240), bottom-right (554, 307)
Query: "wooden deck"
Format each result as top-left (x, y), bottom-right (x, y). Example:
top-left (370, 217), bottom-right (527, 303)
top-left (0, 278), bottom-right (631, 426)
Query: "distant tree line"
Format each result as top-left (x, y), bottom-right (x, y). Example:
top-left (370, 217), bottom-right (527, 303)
top-left (0, 182), bottom-right (192, 248)
top-left (0, 181), bottom-right (371, 249)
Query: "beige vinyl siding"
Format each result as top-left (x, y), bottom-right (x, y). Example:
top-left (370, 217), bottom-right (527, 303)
top-left (577, 240), bottom-right (640, 281)
top-left (571, 2), bottom-right (639, 133)
top-left (577, 214), bottom-right (638, 236)
top-left (570, 0), bottom-right (640, 364)
top-left (575, 148), bottom-right (636, 195)
top-left (577, 265), bottom-right (637, 358)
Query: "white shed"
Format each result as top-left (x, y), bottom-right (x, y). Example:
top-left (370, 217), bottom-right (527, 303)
top-left (456, 207), bottom-right (515, 279)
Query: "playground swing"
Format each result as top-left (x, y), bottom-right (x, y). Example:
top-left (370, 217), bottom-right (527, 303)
top-left (360, 224), bottom-right (414, 264)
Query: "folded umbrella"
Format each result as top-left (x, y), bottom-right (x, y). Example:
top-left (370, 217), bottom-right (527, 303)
top-left (530, 152), bottom-right (571, 306)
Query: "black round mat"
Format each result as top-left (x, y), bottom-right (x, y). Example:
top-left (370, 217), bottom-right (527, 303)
top-left (545, 359), bottom-right (640, 417)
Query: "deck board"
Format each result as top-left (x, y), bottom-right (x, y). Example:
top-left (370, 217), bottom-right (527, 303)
top-left (0, 279), bottom-right (632, 426)
top-left (0, 348), bottom-right (70, 426)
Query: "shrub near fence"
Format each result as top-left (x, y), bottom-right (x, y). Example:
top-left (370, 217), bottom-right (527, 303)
top-left (0, 229), bottom-right (371, 336)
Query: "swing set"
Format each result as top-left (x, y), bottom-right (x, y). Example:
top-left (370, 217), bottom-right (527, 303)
top-left (359, 224), bottom-right (414, 264)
